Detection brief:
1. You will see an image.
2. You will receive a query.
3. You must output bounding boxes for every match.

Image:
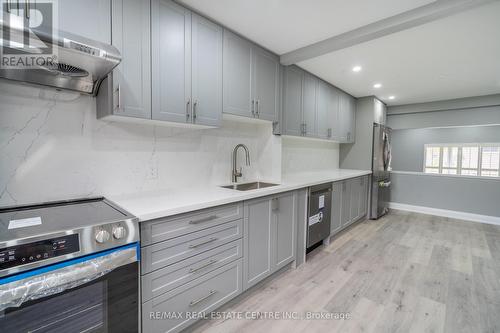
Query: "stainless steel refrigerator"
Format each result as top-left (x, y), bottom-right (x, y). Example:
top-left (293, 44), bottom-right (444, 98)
top-left (370, 123), bottom-right (392, 219)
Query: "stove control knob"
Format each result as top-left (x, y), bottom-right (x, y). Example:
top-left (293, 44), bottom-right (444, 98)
top-left (113, 226), bottom-right (127, 240)
top-left (95, 229), bottom-right (110, 244)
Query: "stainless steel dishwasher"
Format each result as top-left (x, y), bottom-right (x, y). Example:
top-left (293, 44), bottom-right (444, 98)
top-left (307, 183), bottom-right (332, 249)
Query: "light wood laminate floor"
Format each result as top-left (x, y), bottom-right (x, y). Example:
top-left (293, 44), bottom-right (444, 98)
top-left (191, 210), bottom-right (500, 333)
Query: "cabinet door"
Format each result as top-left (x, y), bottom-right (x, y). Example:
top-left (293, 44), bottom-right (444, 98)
top-left (252, 47), bottom-right (279, 122)
top-left (223, 30), bottom-right (253, 118)
top-left (191, 14), bottom-right (223, 126)
top-left (350, 178), bottom-right (360, 223)
top-left (302, 73), bottom-right (317, 137)
top-left (283, 66), bottom-right (303, 136)
top-left (316, 80), bottom-right (331, 139)
top-left (359, 176), bottom-right (369, 218)
top-left (151, 0), bottom-right (191, 123)
top-left (338, 92), bottom-right (349, 142)
top-left (331, 182), bottom-right (342, 235)
top-left (347, 95), bottom-right (356, 143)
top-left (111, 0), bottom-right (151, 119)
top-left (244, 197), bottom-right (272, 290)
top-left (274, 192), bottom-right (296, 270)
top-left (58, 0), bottom-right (111, 44)
top-left (340, 180), bottom-right (351, 227)
top-left (329, 87), bottom-right (341, 141)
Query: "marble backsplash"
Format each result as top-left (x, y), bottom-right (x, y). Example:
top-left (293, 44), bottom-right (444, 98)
top-left (0, 81), bottom-right (338, 206)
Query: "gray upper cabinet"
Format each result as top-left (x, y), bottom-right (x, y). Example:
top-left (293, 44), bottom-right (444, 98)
top-left (317, 80), bottom-right (331, 139)
top-left (110, 0), bottom-right (151, 119)
top-left (339, 92), bottom-right (356, 143)
top-left (252, 47), bottom-right (280, 121)
top-left (283, 66), bottom-right (303, 136)
top-left (274, 192), bottom-right (296, 270)
top-left (302, 73), bottom-right (318, 137)
top-left (58, 0), bottom-right (111, 44)
top-left (191, 14), bottom-right (223, 126)
top-left (243, 196), bottom-right (272, 290)
top-left (151, 1), bottom-right (222, 126)
top-left (222, 30), bottom-right (279, 122)
top-left (151, 0), bottom-right (191, 123)
top-left (223, 31), bottom-right (253, 118)
top-left (282, 66), bottom-right (354, 142)
top-left (329, 88), bottom-right (341, 141)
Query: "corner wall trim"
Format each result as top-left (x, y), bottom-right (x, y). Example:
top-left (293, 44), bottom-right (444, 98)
top-left (389, 202), bottom-right (500, 226)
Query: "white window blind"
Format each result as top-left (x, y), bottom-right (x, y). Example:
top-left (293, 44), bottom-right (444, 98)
top-left (423, 143), bottom-right (500, 178)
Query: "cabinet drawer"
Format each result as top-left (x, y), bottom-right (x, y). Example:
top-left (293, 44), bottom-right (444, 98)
top-left (141, 219), bottom-right (243, 274)
top-left (142, 259), bottom-right (242, 333)
top-left (142, 239), bottom-right (242, 301)
top-left (141, 203), bottom-right (243, 246)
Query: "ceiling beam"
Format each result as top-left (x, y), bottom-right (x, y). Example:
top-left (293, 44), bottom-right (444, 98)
top-left (280, 0), bottom-right (498, 65)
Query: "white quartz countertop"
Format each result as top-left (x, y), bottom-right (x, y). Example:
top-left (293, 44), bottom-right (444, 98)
top-left (109, 169), bottom-right (371, 222)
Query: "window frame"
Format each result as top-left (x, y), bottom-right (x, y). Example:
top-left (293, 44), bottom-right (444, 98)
top-left (423, 143), bottom-right (500, 178)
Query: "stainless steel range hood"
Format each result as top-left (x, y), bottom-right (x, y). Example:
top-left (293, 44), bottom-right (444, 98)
top-left (0, 17), bottom-right (121, 95)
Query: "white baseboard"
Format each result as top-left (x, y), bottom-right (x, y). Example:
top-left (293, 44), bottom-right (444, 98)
top-left (388, 202), bottom-right (500, 226)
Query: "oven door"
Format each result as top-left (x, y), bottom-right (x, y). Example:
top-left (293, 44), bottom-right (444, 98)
top-left (0, 243), bottom-right (139, 333)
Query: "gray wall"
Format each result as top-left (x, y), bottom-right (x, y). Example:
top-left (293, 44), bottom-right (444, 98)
top-left (391, 172), bottom-right (500, 217)
top-left (387, 95), bottom-right (500, 218)
top-left (391, 125), bottom-right (500, 172)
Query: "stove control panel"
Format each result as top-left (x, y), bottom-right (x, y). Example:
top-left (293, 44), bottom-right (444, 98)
top-left (0, 234), bottom-right (80, 271)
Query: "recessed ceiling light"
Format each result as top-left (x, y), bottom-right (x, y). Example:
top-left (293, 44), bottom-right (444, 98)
top-left (373, 83), bottom-right (382, 89)
top-left (352, 66), bottom-right (362, 72)
top-left (388, 96), bottom-right (395, 100)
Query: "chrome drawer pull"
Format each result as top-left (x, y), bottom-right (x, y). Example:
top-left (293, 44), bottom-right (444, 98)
top-left (188, 237), bottom-right (217, 249)
top-left (189, 290), bottom-right (217, 307)
top-left (189, 259), bottom-right (217, 273)
top-left (189, 215), bottom-right (217, 225)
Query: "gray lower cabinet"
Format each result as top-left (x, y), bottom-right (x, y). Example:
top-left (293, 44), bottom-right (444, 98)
top-left (334, 176), bottom-right (369, 233)
top-left (107, 0), bottom-right (151, 119)
top-left (223, 30), bottom-right (279, 122)
top-left (331, 182), bottom-right (342, 234)
top-left (142, 259), bottom-right (243, 333)
top-left (243, 191), bottom-right (297, 290)
top-left (340, 180), bottom-right (352, 227)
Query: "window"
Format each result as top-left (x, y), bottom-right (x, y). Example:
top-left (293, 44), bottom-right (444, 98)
top-left (423, 144), bottom-right (500, 177)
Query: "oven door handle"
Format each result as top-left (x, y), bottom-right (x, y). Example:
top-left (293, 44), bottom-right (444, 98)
top-left (0, 243), bottom-right (139, 312)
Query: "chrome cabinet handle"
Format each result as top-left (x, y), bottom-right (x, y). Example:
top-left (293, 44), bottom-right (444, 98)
top-left (327, 128), bottom-right (332, 138)
top-left (188, 237), bottom-right (217, 249)
top-left (6, 0), bottom-right (11, 13)
top-left (189, 259), bottom-right (217, 273)
top-left (189, 290), bottom-right (217, 307)
top-left (186, 99), bottom-right (191, 121)
top-left (116, 85), bottom-right (121, 110)
top-left (25, 0), bottom-right (29, 19)
top-left (251, 100), bottom-right (255, 116)
top-left (256, 100), bottom-right (260, 117)
top-left (193, 101), bottom-right (198, 121)
top-left (189, 215), bottom-right (217, 225)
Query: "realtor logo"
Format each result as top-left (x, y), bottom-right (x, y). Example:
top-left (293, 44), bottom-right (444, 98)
top-left (1, 0), bottom-right (58, 69)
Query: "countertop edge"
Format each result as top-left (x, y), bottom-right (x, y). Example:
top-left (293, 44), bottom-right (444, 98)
top-left (111, 170), bottom-right (372, 222)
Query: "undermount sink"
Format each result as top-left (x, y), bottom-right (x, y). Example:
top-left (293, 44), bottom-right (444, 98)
top-left (221, 182), bottom-right (279, 191)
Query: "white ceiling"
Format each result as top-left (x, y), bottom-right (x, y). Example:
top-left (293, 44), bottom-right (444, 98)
top-left (179, 0), bottom-right (500, 105)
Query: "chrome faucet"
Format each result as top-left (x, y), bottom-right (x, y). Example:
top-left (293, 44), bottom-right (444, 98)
top-left (232, 144), bottom-right (250, 183)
